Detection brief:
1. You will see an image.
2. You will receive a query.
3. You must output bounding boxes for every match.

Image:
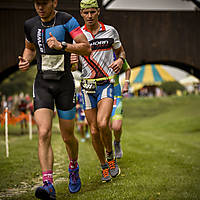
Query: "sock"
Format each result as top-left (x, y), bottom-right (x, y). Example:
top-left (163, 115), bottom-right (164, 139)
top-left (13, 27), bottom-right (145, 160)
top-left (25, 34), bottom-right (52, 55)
top-left (106, 150), bottom-right (114, 161)
top-left (42, 170), bottom-right (53, 184)
top-left (69, 160), bottom-right (78, 169)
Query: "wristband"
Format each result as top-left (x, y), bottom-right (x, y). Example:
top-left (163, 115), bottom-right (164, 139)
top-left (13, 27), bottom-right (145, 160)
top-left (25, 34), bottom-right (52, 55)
top-left (125, 80), bottom-right (130, 83)
top-left (119, 56), bottom-right (125, 64)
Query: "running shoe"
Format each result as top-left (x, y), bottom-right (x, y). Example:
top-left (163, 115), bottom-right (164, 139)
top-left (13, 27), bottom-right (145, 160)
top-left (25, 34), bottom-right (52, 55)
top-left (35, 181), bottom-right (56, 200)
top-left (101, 163), bottom-right (112, 183)
top-left (107, 158), bottom-right (121, 178)
top-left (114, 140), bottom-right (123, 159)
top-left (68, 164), bottom-right (81, 193)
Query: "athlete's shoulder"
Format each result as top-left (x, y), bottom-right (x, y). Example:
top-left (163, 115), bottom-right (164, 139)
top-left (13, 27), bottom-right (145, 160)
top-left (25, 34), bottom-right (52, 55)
top-left (57, 11), bottom-right (75, 23)
top-left (103, 24), bottom-right (117, 32)
top-left (24, 15), bottom-right (40, 27)
top-left (80, 25), bottom-right (86, 33)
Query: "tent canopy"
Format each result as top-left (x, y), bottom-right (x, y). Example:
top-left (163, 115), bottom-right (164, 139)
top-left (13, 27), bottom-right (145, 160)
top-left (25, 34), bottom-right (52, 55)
top-left (128, 64), bottom-right (176, 91)
top-left (179, 75), bottom-right (199, 86)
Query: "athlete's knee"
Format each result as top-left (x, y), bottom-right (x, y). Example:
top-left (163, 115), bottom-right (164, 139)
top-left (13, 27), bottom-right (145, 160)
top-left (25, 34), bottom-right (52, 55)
top-left (38, 127), bottom-right (51, 142)
top-left (62, 131), bottom-right (76, 144)
top-left (91, 131), bottom-right (101, 143)
top-left (89, 125), bottom-right (99, 136)
top-left (97, 118), bottom-right (109, 131)
top-left (112, 124), bottom-right (122, 132)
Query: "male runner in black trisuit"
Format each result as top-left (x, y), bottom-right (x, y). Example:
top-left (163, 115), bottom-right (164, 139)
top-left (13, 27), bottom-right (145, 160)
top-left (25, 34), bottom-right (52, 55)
top-left (18, 0), bottom-right (91, 199)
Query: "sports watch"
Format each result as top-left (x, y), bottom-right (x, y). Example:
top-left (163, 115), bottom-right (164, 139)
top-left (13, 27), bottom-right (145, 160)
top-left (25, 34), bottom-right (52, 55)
top-left (61, 41), bottom-right (67, 51)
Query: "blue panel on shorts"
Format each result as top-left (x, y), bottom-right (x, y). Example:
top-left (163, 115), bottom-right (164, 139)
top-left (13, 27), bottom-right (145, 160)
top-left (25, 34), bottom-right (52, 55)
top-left (114, 84), bottom-right (122, 97)
top-left (81, 83), bottom-right (114, 110)
top-left (57, 106), bottom-right (76, 120)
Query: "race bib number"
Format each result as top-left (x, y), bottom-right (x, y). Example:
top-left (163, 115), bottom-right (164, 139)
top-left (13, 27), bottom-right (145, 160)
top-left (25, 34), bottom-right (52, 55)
top-left (81, 80), bottom-right (96, 93)
top-left (41, 54), bottom-right (64, 71)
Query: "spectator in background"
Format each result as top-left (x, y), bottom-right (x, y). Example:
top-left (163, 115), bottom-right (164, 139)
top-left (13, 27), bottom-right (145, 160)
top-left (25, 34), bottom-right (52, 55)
top-left (18, 98), bottom-right (28, 134)
top-left (0, 95), bottom-right (7, 113)
top-left (7, 96), bottom-right (13, 111)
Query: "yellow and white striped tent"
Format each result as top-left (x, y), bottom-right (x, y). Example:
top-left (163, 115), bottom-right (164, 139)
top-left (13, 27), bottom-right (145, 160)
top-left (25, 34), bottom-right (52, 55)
top-left (128, 64), bottom-right (175, 91)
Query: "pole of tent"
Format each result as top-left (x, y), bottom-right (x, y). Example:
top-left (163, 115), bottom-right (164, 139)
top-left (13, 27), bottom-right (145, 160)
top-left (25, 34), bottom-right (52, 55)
top-left (29, 112), bottom-right (32, 140)
top-left (5, 107), bottom-right (9, 158)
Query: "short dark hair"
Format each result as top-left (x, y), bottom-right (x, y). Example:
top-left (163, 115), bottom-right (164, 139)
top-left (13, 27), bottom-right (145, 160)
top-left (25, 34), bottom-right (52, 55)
top-left (34, 0), bottom-right (54, 3)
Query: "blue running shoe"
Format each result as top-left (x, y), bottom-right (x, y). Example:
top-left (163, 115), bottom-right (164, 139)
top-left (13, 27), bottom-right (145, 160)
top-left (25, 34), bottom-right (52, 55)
top-left (35, 181), bottom-right (56, 200)
top-left (68, 164), bottom-right (81, 193)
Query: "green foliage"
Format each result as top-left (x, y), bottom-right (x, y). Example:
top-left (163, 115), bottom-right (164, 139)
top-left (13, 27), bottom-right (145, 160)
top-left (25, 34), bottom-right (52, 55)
top-left (0, 65), bottom-right (37, 97)
top-left (160, 81), bottom-right (185, 95)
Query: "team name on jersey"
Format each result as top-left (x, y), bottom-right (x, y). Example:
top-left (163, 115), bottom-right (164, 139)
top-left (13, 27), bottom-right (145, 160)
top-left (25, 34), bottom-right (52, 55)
top-left (90, 38), bottom-right (114, 50)
top-left (37, 29), bottom-right (45, 53)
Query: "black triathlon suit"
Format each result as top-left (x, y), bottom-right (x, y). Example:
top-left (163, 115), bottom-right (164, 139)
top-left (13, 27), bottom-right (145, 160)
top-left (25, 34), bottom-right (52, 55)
top-left (24, 11), bottom-right (83, 119)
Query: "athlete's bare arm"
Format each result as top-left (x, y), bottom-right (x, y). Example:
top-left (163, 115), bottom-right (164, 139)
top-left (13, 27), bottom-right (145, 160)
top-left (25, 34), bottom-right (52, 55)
top-left (47, 32), bottom-right (91, 56)
top-left (69, 33), bottom-right (92, 56)
top-left (114, 45), bottom-right (126, 62)
top-left (122, 66), bottom-right (131, 93)
top-left (108, 45), bottom-right (126, 74)
top-left (18, 40), bottom-right (36, 72)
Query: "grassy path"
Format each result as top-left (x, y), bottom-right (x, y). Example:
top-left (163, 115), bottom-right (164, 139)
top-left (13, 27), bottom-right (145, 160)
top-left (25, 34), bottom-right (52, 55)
top-left (0, 95), bottom-right (200, 200)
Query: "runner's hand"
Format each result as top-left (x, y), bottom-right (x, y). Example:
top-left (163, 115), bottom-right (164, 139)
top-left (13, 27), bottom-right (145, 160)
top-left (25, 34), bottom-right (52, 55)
top-left (70, 53), bottom-right (79, 64)
top-left (70, 53), bottom-right (79, 71)
top-left (108, 58), bottom-right (123, 74)
top-left (122, 82), bottom-right (129, 94)
top-left (18, 56), bottom-right (30, 72)
top-left (47, 32), bottom-right (62, 50)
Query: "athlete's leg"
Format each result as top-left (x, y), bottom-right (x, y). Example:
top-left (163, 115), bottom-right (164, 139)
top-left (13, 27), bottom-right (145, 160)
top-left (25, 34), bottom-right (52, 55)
top-left (97, 98), bottom-right (113, 153)
top-left (80, 122), bottom-right (86, 142)
top-left (34, 108), bottom-right (54, 172)
top-left (59, 118), bottom-right (78, 160)
top-left (85, 118), bottom-right (90, 138)
top-left (97, 98), bottom-right (120, 177)
top-left (112, 119), bottom-right (122, 142)
top-left (85, 108), bottom-right (111, 182)
top-left (34, 108), bottom-right (56, 199)
top-left (84, 108), bottom-right (106, 165)
top-left (57, 107), bottom-right (81, 193)
top-left (111, 97), bottom-right (123, 159)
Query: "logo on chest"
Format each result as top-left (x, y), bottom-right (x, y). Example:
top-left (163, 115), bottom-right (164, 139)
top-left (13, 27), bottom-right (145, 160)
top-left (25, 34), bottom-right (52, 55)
top-left (90, 38), bottom-right (114, 50)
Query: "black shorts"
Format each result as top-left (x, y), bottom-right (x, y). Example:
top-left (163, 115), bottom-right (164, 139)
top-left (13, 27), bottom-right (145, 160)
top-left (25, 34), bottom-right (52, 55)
top-left (33, 73), bottom-right (76, 112)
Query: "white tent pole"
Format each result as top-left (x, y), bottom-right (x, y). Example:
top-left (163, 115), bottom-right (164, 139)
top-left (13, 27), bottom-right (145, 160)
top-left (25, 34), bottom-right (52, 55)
top-left (29, 112), bottom-right (32, 140)
top-left (5, 107), bottom-right (9, 158)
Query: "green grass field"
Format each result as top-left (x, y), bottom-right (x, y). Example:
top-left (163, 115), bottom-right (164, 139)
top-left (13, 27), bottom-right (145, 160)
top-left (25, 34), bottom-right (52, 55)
top-left (0, 95), bottom-right (200, 200)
